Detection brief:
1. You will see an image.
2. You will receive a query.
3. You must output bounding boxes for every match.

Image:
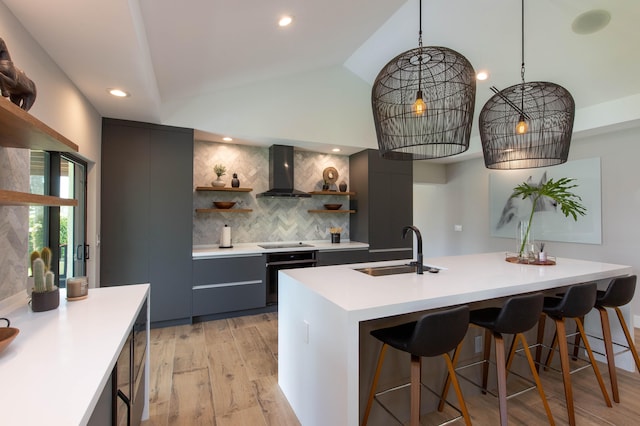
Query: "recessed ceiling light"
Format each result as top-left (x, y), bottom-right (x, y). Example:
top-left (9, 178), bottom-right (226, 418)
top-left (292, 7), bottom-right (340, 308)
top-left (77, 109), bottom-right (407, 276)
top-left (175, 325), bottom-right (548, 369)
top-left (476, 71), bottom-right (489, 81)
top-left (108, 88), bottom-right (130, 98)
top-left (332, 148), bottom-right (341, 152)
top-left (279, 15), bottom-right (293, 27)
top-left (222, 137), bottom-right (233, 142)
top-left (572, 9), bottom-right (611, 35)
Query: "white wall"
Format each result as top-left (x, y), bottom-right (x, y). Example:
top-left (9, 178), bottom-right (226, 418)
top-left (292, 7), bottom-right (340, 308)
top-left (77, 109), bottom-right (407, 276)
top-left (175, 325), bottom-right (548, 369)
top-left (414, 125), bottom-right (640, 317)
top-left (0, 2), bottom-right (102, 298)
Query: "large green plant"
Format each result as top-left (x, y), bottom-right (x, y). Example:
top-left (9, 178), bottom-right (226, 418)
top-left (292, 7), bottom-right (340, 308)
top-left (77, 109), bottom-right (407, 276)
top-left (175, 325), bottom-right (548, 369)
top-left (511, 177), bottom-right (587, 257)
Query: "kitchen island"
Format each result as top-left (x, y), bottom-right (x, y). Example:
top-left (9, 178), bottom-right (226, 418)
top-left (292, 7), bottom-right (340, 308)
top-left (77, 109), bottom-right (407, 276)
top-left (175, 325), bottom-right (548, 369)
top-left (0, 284), bottom-right (150, 425)
top-left (278, 252), bottom-right (632, 426)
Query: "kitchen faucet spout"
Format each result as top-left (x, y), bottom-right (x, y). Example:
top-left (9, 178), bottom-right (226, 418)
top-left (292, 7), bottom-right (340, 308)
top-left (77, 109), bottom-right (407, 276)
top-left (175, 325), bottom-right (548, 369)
top-left (402, 225), bottom-right (423, 274)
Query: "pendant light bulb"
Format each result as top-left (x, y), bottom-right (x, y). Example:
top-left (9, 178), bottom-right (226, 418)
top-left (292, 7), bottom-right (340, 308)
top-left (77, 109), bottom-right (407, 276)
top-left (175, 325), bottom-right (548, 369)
top-left (516, 114), bottom-right (528, 134)
top-left (414, 90), bottom-right (426, 116)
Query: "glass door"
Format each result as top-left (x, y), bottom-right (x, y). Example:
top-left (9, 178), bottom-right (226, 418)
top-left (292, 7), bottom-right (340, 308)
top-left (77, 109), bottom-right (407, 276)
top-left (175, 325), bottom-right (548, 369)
top-left (29, 151), bottom-right (87, 287)
top-left (59, 155), bottom-right (87, 286)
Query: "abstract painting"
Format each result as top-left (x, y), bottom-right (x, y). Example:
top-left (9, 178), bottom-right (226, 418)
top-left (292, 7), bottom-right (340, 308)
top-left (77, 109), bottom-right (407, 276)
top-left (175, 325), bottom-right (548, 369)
top-left (489, 157), bottom-right (602, 245)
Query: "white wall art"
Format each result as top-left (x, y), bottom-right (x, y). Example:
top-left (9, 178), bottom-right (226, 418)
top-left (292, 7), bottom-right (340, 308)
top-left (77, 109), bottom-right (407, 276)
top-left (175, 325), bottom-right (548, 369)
top-left (489, 157), bottom-right (602, 245)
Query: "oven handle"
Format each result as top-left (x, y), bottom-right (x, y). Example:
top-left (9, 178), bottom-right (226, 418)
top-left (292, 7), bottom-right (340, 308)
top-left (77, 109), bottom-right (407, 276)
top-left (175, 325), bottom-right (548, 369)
top-left (266, 259), bottom-right (318, 267)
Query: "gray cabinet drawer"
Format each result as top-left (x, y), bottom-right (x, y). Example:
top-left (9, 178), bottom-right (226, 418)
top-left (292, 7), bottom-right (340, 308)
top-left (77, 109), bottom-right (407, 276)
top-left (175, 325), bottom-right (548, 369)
top-left (317, 249), bottom-right (369, 266)
top-left (192, 254), bottom-right (266, 316)
top-left (193, 254), bottom-right (265, 285)
top-left (192, 280), bottom-right (265, 316)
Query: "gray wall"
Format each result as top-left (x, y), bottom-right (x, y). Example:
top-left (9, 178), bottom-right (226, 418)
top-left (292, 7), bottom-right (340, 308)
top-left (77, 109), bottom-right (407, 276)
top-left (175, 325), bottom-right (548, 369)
top-left (414, 125), bottom-right (640, 317)
top-left (193, 141), bottom-right (351, 244)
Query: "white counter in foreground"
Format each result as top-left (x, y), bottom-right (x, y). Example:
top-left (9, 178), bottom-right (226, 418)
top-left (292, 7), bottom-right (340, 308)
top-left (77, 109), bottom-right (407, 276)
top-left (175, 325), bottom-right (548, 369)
top-left (278, 252), bottom-right (632, 426)
top-left (0, 284), bottom-right (150, 425)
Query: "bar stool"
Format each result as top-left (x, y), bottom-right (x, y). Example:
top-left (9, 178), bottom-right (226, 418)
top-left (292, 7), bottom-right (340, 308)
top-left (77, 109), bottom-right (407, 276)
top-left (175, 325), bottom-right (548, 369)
top-left (442, 293), bottom-right (554, 426)
top-left (536, 282), bottom-right (612, 426)
top-left (362, 305), bottom-right (471, 426)
top-left (592, 275), bottom-right (640, 402)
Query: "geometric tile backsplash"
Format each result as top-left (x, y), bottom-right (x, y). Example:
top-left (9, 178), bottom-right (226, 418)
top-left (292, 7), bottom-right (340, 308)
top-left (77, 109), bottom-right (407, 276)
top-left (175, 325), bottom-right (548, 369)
top-left (0, 147), bottom-right (30, 301)
top-left (193, 141), bottom-right (352, 245)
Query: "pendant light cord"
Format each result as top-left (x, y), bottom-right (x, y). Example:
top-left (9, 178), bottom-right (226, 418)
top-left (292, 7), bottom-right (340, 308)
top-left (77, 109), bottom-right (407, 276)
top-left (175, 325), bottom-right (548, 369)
top-left (417, 0), bottom-right (423, 92)
top-left (520, 0), bottom-right (525, 84)
top-left (418, 0), bottom-right (423, 48)
top-left (520, 0), bottom-right (526, 114)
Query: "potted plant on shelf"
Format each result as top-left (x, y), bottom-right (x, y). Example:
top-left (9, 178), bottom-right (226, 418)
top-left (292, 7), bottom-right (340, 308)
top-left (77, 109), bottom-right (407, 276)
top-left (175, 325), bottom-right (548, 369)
top-left (511, 177), bottom-right (586, 261)
top-left (212, 164), bottom-right (227, 187)
top-left (30, 247), bottom-right (59, 312)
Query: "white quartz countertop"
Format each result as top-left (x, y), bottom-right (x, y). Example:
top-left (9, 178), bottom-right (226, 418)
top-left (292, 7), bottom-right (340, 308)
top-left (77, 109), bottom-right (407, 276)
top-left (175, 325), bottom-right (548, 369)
top-left (193, 240), bottom-right (369, 259)
top-left (0, 284), bottom-right (150, 426)
top-left (281, 252), bottom-right (633, 321)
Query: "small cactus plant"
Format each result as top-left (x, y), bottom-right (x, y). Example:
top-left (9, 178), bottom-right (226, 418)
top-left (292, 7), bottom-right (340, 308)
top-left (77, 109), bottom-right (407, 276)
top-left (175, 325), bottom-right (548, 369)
top-left (30, 247), bottom-right (57, 293)
top-left (40, 246), bottom-right (52, 272)
top-left (33, 258), bottom-right (46, 293)
top-left (29, 247), bottom-right (60, 312)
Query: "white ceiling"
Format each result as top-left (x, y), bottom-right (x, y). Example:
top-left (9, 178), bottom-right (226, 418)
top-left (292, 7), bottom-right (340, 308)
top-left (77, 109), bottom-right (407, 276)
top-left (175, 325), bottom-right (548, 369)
top-left (3, 0), bottom-right (640, 159)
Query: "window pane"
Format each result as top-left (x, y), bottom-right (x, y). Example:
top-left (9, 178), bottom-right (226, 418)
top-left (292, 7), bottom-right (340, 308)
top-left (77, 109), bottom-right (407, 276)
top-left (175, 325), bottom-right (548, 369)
top-left (28, 151), bottom-right (48, 272)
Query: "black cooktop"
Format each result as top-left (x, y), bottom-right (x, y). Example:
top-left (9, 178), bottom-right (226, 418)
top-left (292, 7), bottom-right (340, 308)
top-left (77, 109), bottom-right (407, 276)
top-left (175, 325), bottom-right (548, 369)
top-left (258, 242), bottom-right (315, 249)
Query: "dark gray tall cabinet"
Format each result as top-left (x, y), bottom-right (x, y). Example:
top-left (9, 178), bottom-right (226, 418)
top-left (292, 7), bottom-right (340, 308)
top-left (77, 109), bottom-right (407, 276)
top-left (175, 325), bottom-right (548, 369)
top-left (101, 119), bottom-right (193, 326)
top-left (349, 149), bottom-right (413, 261)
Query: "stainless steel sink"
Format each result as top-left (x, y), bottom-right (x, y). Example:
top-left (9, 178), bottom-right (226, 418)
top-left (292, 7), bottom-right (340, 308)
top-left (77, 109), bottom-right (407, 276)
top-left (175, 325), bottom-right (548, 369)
top-left (355, 264), bottom-right (440, 276)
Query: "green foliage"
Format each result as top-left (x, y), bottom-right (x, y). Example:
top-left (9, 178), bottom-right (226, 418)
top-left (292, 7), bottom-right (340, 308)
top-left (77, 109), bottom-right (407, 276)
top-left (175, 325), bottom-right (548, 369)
top-left (511, 177), bottom-right (587, 256)
top-left (214, 164), bottom-right (227, 177)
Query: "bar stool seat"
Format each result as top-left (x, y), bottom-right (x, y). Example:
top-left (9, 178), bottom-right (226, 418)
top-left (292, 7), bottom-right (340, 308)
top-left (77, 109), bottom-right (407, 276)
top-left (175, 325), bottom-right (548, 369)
top-left (442, 293), bottom-right (554, 426)
top-left (536, 282), bottom-right (612, 426)
top-left (594, 275), bottom-right (640, 403)
top-left (362, 305), bottom-right (471, 426)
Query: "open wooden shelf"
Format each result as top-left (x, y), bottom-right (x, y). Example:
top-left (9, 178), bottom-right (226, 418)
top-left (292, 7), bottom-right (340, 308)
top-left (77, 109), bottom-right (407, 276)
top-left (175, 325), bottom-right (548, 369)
top-left (0, 100), bottom-right (79, 206)
top-left (195, 186), bottom-right (253, 192)
top-left (195, 208), bottom-right (253, 213)
top-left (308, 209), bottom-right (355, 214)
top-left (0, 99), bottom-right (78, 152)
top-left (0, 190), bottom-right (78, 207)
top-left (309, 191), bottom-right (355, 196)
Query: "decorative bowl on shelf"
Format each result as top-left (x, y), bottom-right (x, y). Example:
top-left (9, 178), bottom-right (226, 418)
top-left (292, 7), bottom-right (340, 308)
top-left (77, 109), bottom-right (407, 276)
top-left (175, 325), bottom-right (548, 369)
top-left (213, 201), bottom-right (236, 209)
top-left (0, 318), bottom-right (19, 354)
top-left (324, 203), bottom-right (342, 210)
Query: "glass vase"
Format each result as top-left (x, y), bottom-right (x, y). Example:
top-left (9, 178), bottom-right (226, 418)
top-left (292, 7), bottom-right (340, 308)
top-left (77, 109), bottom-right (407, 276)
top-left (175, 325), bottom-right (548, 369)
top-left (517, 220), bottom-right (536, 262)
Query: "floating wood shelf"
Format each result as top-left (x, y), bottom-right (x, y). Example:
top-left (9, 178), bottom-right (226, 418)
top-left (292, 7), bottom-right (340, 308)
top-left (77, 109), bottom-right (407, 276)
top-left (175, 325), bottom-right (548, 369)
top-left (308, 209), bottom-right (355, 214)
top-left (0, 190), bottom-right (78, 207)
top-left (308, 191), bottom-right (355, 196)
top-left (0, 99), bottom-right (78, 152)
top-left (195, 208), bottom-right (253, 213)
top-left (0, 99), bottom-right (79, 206)
top-left (195, 186), bottom-right (253, 192)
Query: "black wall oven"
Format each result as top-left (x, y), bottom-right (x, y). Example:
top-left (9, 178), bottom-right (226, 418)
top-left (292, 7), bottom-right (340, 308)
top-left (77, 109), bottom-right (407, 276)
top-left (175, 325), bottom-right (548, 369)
top-left (265, 250), bottom-right (317, 305)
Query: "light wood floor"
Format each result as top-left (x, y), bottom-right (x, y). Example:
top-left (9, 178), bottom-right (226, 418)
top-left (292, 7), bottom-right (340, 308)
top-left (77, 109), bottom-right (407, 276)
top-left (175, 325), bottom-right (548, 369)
top-left (142, 313), bottom-right (640, 425)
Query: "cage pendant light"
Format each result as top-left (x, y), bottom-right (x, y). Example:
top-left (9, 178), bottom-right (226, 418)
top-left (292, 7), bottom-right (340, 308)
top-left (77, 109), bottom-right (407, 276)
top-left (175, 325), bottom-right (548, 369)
top-left (479, 0), bottom-right (575, 170)
top-left (371, 0), bottom-right (476, 160)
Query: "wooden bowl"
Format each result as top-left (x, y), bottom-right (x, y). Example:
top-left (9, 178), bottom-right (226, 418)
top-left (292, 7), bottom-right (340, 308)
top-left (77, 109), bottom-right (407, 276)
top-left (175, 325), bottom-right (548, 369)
top-left (324, 203), bottom-right (342, 210)
top-left (0, 327), bottom-right (19, 354)
top-left (213, 201), bottom-right (236, 209)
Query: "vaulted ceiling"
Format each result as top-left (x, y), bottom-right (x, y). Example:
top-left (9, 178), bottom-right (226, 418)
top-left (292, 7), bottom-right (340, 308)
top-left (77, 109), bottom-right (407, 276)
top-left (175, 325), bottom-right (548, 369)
top-left (3, 0), bottom-right (639, 159)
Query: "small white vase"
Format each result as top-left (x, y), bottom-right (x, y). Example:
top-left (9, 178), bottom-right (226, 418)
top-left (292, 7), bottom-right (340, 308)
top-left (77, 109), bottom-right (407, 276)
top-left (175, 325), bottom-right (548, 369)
top-left (212, 176), bottom-right (226, 187)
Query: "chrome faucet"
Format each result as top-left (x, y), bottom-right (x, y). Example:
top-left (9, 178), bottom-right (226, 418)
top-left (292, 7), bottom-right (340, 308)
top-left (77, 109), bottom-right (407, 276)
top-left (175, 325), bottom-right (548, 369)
top-left (402, 225), bottom-right (423, 274)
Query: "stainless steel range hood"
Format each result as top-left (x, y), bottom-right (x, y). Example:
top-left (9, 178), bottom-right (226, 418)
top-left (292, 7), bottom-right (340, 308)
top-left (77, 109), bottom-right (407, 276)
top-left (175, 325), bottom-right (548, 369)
top-left (256, 145), bottom-right (310, 198)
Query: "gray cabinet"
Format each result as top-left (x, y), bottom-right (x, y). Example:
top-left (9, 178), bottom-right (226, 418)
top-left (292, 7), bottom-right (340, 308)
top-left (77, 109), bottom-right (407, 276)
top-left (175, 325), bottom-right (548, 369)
top-left (316, 249), bottom-right (369, 266)
top-left (192, 254), bottom-right (266, 317)
top-left (349, 149), bottom-right (413, 262)
top-left (101, 119), bottom-right (193, 325)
